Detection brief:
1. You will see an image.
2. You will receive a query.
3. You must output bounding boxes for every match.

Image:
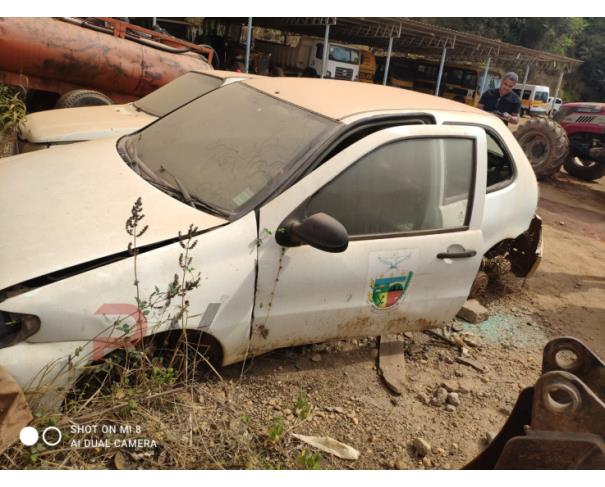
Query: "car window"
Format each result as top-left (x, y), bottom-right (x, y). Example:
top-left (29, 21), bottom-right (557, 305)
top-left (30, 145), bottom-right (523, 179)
top-left (133, 83), bottom-right (338, 214)
top-left (133, 72), bottom-right (223, 117)
top-left (535, 91), bottom-right (549, 102)
top-left (486, 132), bottom-right (514, 189)
top-left (306, 137), bottom-right (475, 237)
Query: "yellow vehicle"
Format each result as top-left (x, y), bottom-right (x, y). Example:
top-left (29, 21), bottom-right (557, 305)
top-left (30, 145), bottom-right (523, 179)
top-left (357, 49), bottom-right (377, 83)
top-left (377, 56), bottom-right (501, 107)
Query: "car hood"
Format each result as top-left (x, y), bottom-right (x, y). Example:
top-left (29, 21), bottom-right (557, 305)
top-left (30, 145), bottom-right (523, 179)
top-left (19, 104), bottom-right (157, 143)
top-left (0, 137), bottom-right (226, 290)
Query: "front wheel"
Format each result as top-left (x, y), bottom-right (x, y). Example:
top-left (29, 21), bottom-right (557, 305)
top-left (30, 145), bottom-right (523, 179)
top-left (563, 156), bottom-right (605, 181)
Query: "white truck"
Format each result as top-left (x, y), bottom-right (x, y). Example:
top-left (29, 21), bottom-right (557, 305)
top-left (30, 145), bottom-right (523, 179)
top-left (255, 37), bottom-right (361, 81)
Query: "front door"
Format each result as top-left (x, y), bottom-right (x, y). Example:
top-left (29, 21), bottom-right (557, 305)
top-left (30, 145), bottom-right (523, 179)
top-left (250, 125), bottom-right (487, 354)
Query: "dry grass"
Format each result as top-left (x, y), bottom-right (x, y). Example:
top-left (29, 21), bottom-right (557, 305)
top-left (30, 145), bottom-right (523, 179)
top-left (1, 335), bottom-right (322, 470)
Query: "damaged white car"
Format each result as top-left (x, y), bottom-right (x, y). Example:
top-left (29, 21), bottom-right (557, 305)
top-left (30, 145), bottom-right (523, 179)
top-left (0, 77), bottom-right (542, 398)
top-left (17, 70), bottom-right (255, 151)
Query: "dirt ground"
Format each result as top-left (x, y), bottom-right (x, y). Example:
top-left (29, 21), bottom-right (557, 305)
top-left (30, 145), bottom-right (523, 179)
top-left (3, 164), bottom-right (604, 470)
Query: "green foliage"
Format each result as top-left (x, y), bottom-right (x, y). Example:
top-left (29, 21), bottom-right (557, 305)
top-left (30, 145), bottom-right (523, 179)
top-left (151, 365), bottom-right (175, 386)
top-left (575, 18), bottom-right (605, 100)
top-left (423, 17), bottom-right (605, 101)
top-left (0, 85), bottom-right (26, 135)
top-left (267, 416), bottom-right (285, 444)
top-left (294, 390), bottom-right (311, 420)
top-left (296, 448), bottom-right (321, 469)
top-left (425, 18), bottom-right (585, 56)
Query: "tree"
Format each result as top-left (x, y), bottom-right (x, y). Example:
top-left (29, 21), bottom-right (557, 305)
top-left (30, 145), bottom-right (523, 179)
top-left (575, 18), bottom-right (605, 100)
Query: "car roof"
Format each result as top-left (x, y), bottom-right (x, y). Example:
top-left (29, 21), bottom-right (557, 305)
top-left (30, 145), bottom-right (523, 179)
top-left (241, 77), bottom-right (485, 120)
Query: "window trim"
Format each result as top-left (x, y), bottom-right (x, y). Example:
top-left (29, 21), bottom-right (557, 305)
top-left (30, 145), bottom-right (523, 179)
top-left (443, 121), bottom-right (517, 193)
top-left (299, 134), bottom-right (478, 242)
top-left (252, 114), bottom-right (437, 216)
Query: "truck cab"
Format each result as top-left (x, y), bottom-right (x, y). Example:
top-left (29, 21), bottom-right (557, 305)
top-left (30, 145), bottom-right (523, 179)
top-left (256, 37), bottom-right (361, 81)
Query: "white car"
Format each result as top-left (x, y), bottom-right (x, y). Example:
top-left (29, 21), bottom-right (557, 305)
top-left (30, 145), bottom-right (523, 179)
top-left (547, 97), bottom-right (563, 116)
top-left (0, 77), bottom-right (542, 398)
top-left (17, 70), bottom-right (256, 150)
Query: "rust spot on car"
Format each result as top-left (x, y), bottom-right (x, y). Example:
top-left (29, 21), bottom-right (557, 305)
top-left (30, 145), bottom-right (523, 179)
top-left (256, 324), bottom-right (269, 339)
top-left (336, 316), bottom-right (370, 336)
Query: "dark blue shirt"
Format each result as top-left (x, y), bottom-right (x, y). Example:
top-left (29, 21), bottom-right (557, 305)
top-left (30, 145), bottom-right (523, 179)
top-left (479, 88), bottom-right (521, 116)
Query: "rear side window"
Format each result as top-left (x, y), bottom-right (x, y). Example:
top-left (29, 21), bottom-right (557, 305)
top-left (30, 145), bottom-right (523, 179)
top-left (486, 132), bottom-right (514, 189)
top-left (134, 72), bottom-right (223, 117)
top-left (514, 89), bottom-right (531, 100)
top-left (306, 137), bottom-right (475, 237)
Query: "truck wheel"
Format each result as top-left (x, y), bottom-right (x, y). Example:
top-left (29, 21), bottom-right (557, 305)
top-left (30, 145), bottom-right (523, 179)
top-left (514, 117), bottom-right (569, 179)
top-left (55, 90), bottom-right (113, 109)
top-left (563, 156), bottom-right (605, 181)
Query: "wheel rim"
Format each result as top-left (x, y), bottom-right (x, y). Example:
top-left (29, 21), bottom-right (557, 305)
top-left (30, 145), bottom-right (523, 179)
top-left (571, 156), bottom-right (598, 169)
top-left (519, 132), bottom-right (552, 167)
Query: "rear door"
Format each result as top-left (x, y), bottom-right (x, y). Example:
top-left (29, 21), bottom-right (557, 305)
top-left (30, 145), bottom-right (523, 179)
top-left (250, 125), bottom-right (487, 354)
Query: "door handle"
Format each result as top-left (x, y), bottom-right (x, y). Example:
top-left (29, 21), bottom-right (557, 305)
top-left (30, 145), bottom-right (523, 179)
top-left (437, 250), bottom-right (477, 259)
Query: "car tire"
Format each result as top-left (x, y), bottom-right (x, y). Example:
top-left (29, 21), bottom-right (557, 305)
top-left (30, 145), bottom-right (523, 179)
top-left (514, 117), bottom-right (569, 179)
top-left (563, 156), bottom-right (605, 181)
top-left (55, 89), bottom-right (113, 109)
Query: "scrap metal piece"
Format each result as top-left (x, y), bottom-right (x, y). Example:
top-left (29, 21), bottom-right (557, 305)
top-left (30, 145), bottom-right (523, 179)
top-left (509, 215), bottom-right (543, 278)
top-left (378, 335), bottom-right (406, 395)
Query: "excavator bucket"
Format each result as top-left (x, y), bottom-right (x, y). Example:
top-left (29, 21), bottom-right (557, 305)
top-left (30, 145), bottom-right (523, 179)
top-left (464, 336), bottom-right (605, 469)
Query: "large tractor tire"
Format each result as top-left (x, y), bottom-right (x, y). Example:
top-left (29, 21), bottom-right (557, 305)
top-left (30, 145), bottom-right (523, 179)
top-left (563, 155), bottom-right (605, 181)
top-left (55, 89), bottom-right (113, 109)
top-left (514, 117), bottom-right (569, 179)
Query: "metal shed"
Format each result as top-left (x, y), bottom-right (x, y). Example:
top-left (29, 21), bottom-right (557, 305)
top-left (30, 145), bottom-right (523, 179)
top-left (205, 17), bottom-right (582, 100)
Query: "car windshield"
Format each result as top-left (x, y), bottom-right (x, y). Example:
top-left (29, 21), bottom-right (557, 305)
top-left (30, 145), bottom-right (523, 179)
top-left (133, 72), bottom-right (223, 117)
top-left (127, 83), bottom-right (338, 215)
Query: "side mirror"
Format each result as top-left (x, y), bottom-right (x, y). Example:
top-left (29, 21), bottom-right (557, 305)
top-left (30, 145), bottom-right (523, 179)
top-left (276, 212), bottom-right (348, 253)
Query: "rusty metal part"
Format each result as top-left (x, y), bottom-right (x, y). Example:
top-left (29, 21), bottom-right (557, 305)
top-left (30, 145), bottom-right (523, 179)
top-left (508, 215), bottom-right (543, 278)
top-left (532, 370), bottom-right (604, 436)
top-left (465, 336), bottom-right (605, 469)
top-left (0, 18), bottom-right (212, 103)
top-left (496, 431), bottom-right (605, 469)
top-left (469, 270), bottom-right (489, 298)
top-left (542, 336), bottom-right (605, 399)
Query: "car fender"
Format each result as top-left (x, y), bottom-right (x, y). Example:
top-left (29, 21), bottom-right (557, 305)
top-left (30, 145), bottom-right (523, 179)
top-left (0, 213), bottom-right (258, 385)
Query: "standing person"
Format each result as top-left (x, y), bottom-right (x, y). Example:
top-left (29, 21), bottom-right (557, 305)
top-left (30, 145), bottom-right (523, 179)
top-left (478, 72), bottom-right (521, 125)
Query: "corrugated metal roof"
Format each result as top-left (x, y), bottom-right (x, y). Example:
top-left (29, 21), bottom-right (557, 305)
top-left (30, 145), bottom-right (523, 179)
top-left (209, 17), bottom-right (582, 71)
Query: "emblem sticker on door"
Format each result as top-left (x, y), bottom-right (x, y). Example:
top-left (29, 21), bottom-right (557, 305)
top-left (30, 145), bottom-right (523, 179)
top-left (367, 250), bottom-right (418, 311)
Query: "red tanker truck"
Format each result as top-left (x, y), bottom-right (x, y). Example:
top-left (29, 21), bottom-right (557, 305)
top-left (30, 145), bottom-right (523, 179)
top-left (0, 17), bottom-right (214, 111)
